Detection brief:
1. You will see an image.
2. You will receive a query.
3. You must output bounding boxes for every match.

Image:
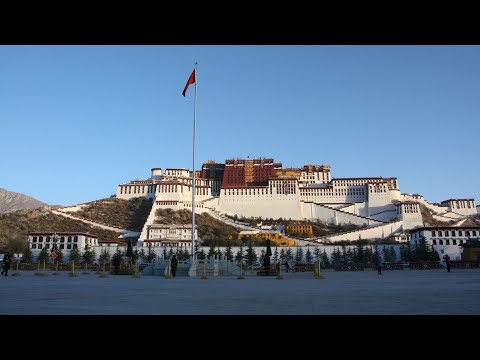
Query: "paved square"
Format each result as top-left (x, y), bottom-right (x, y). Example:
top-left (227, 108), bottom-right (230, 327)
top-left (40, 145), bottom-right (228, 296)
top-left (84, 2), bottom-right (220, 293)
top-left (1, 269), bottom-right (479, 315)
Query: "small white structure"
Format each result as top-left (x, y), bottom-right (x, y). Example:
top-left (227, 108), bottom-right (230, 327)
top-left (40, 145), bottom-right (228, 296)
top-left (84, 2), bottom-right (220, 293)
top-left (143, 223), bottom-right (197, 248)
top-left (440, 199), bottom-right (477, 216)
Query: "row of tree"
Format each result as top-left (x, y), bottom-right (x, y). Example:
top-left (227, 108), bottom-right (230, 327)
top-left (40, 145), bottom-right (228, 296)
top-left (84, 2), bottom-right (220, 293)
top-left (15, 236), bottom-right (439, 268)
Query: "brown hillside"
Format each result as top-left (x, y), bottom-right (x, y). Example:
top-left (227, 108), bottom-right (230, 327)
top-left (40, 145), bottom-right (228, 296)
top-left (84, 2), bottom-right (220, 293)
top-left (73, 197), bottom-right (153, 231)
top-left (0, 207), bottom-right (121, 251)
top-left (154, 208), bottom-right (239, 240)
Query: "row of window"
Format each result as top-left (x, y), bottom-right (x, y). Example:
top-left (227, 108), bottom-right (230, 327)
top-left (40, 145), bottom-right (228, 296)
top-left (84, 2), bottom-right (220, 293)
top-left (431, 230), bottom-right (477, 237)
top-left (432, 239), bottom-right (465, 246)
top-left (30, 244), bottom-right (78, 250)
top-left (32, 236), bottom-right (78, 243)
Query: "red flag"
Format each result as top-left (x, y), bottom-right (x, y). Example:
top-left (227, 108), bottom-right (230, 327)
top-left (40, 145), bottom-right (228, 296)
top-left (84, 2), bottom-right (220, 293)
top-left (182, 68), bottom-right (196, 97)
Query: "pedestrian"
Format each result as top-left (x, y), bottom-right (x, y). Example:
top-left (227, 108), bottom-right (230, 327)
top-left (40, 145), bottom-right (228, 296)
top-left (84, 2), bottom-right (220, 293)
top-left (284, 260), bottom-right (290, 273)
top-left (170, 254), bottom-right (178, 277)
top-left (376, 256), bottom-right (383, 275)
top-left (443, 254), bottom-right (451, 272)
top-left (1, 252), bottom-right (11, 276)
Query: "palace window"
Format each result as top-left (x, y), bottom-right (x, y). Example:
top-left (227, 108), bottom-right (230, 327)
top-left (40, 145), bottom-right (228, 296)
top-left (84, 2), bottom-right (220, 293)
top-left (466, 231), bottom-right (471, 237)
top-left (473, 231), bottom-right (477, 236)
top-left (445, 231), bottom-right (449, 237)
top-left (431, 231), bottom-right (436, 237)
top-left (39, 236), bottom-right (43, 242)
top-left (452, 240), bottom-right (457, 245)
top-left (432, 239), bottom-right (437, 245)
top-left (33, 237), bottom-right (37, 243)
top-left (451, 231), bottom-right (456, 236)
top-left (439, 240), bottom-right (443, 245)
top-left (438, 231), bottom-right (443, 237)
top-left (67, 244), bottom-right (72, 249)
top-left (458, 231), bottom-right (463, 236)
top-left (446, 240), bottom-right (450, 245)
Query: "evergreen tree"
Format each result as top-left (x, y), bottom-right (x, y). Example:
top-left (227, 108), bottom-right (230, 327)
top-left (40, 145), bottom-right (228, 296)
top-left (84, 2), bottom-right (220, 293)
top-left (414, 236), bottom-right (431, 261)
top-left (260, 248), bottom-right (266, 261)
top-left (295, 247), bottom-right (304, 264)
top-left (235, 245), bottom-right (244, 263)
top-left (305, 248), bottom-right (313, 264)
top-left (364, 246), bottom-right (374, 264)
top-left (332, 247), bottom-right (342, 264)
top-left (225, 243), bottom-right (233, 261)
top-left (355, 242), bottom-right (365, 263)
top-left (69, 248), bottom-right (81, 264)
top-left (321, 249), bottom-right (330, 266)
top-left (131, 249), bottom-right (140, 262)
top-left (37, 247), bottom-right (49, 264)
top-left (286, 248), bottom-right (294, 262)
top-left (382, 246), bottom-right (390, 262)
top-left (245, 240), bottom-right (257, 266)
top-left (216, 247), bottom-right (222, 260)
top-left (98, 248), bottom-right (111, 266)
top-left (162, 247), bottom-right (168, 259)
top-left (389, 246), bottom-right (397, 263)
top-left (111, 249), bottom-right (123, 270)
top-left (168, 247), bottom-right (174, 258)
top-left (341, 244), bottom-right (348, 262)
top-left (208, 243), bottom-right (216, 259)
top-left (314, 247), bottom-right (321, 262)
top-left (22, 245), bottom-right (33, 264)
top-left (273, 247), bottom-right (279, 262)
top-left (346, 247), bottom-right (354, 262)
top-left (53, 247), bottom-right (64, 264)
top-left (406, 242), bottom-right (412, 261)
top-left (138, 248), bottom-right (147, 262)
top-left (177, 248), bottom-right (185, 260)
top-left (399, 244), bottom-right (407, 262)
top-left (280, 248), bottom-right (286, 261)
top-left (194, 242), bottom-right (199, 258)
top-left (147, 246), bottom-right (157, 262)
top-left (197, 248), bottom-right (206, 260)
top-left (82, 244), bottom-right (96, 265)
top-left (372, 242), bottom-right (379, 262)
top-left (429, 245), bottom-right (440, 261)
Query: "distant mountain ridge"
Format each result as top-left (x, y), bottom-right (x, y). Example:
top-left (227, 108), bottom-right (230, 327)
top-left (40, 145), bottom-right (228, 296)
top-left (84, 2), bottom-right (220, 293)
top-left (0, 188), bottom-right (48, 214)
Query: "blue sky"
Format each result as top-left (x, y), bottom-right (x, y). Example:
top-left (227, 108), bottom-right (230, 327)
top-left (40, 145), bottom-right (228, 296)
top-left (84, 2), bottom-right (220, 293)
top-left (1, 45), bottom-right (479, 206)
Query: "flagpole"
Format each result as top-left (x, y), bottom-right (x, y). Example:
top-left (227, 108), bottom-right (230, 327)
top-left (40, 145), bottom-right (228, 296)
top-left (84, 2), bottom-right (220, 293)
top-left (191, 63), bottom-right (198, 262)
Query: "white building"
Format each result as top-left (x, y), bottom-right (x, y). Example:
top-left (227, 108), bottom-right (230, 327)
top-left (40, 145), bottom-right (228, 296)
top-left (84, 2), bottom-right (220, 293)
top-left (409, 226), bottom-right (480, 260)
top-left (117, 160), bottom-right (477, 244)
top-left (440, 199), bottom-right (477, 216)
top-left (143, 223), bottom-right (197, 248)
top-left (27, 232), bottom-right (127, 262)
top-left (28, 232), bottom-right (99, 251)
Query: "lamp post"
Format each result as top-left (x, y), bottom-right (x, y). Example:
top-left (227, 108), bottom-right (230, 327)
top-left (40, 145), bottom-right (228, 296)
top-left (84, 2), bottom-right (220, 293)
top-left (50, 233), bottom-right (59, 272)
top-left (12, 252), bottom-right (23, 276)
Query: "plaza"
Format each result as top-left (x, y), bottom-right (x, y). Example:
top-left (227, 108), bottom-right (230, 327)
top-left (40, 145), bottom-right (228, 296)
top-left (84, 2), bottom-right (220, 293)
top-left (1, 268), bottom-right (479, 315)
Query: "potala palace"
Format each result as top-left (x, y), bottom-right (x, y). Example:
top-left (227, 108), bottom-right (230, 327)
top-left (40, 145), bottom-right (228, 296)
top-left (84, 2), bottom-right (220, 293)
top-left (115, 158), bottom-right (479, 246)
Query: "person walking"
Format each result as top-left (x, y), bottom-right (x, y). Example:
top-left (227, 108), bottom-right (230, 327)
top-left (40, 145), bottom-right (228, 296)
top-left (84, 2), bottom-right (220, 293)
top-left (376, 255), bottom-right (383, 275)
top-left (443, 254), bottom-right (451, 272)
top-left (170, 254), bottom-right (178, 277)
top-left (1, 252), bottom-right (11, 276)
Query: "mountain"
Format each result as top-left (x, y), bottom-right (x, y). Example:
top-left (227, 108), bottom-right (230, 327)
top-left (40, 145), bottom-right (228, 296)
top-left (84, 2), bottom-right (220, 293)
top-left (0, 188), bottom-right (48, 214)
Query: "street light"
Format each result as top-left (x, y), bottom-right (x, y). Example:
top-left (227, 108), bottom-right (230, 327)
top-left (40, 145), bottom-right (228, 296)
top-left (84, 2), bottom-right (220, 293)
top-left (50, 233), bottom-right (60, 272)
